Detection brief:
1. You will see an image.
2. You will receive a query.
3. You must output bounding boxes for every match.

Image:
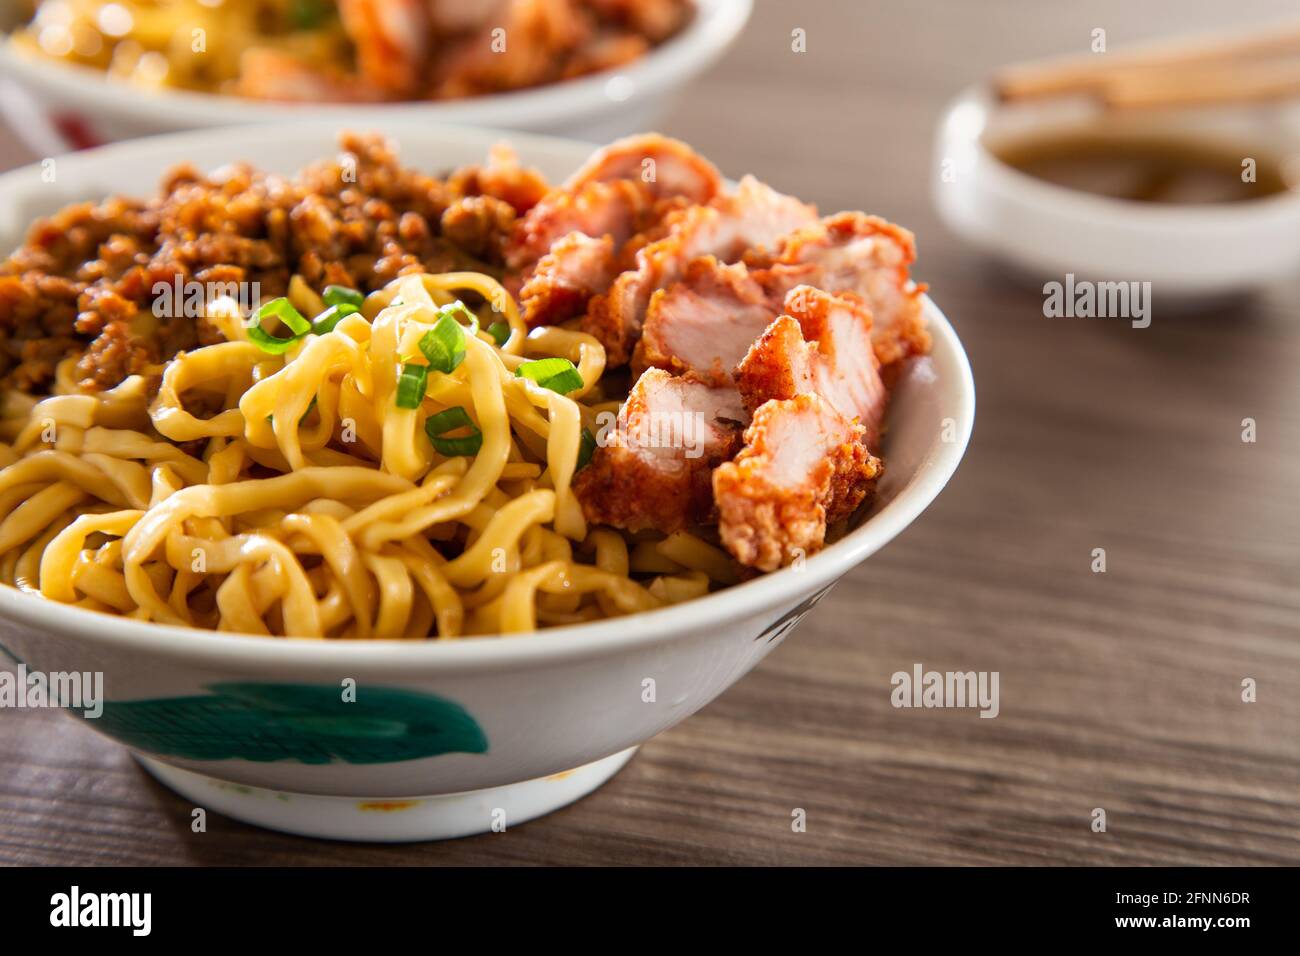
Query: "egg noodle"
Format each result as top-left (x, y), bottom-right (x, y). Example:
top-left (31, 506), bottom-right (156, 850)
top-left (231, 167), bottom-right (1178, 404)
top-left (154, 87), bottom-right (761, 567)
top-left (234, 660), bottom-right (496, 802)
top-left (0, 272), bottom-right (739, 638)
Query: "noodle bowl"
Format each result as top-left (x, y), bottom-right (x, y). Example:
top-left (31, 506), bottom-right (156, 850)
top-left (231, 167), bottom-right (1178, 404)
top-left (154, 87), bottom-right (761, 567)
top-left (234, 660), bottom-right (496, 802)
top-left (0, 124), bottom-right (974, 843)
top-left (0, 271), bottom-right (735, 637)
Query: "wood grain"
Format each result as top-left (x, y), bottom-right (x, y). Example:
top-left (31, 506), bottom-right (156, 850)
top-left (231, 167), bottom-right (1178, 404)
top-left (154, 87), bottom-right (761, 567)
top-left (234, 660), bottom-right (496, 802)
top-left (2, 0), bottom-right (1299, 865)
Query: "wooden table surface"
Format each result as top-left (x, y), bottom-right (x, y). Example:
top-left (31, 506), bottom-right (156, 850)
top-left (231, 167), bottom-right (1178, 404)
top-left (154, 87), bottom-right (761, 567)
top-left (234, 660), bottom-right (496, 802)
top-left (3, 0), bottom-right (1299, 866)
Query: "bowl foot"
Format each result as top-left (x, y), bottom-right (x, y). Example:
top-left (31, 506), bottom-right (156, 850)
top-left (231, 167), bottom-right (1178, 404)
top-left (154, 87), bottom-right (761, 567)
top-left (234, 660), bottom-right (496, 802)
top-left (135, 748), bottom-right (638, 843)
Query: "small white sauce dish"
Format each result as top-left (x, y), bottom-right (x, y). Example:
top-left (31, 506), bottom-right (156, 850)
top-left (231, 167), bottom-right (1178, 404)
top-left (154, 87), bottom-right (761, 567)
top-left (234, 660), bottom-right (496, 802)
top-left (933, 83), bottom-right (1300, 299)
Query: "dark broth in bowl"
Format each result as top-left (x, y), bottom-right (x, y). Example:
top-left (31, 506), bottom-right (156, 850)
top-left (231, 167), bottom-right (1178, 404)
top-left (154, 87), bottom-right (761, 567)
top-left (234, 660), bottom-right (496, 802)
top-left (990, 131), bottom-right (1295, 204)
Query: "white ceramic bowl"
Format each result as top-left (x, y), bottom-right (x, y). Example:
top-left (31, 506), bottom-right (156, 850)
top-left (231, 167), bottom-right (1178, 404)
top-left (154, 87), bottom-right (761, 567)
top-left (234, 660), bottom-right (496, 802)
top-left (0, 0), bottom-right (752, 154)
top-left (0, 122), bottom-right (974, 842)
top-left (933, 83), bottom-right (1300, 298)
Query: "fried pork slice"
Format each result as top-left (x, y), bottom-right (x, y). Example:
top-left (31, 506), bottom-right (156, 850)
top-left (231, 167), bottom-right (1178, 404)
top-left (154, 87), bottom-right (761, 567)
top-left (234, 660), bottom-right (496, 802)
top-left (506, 178), bottom-right (658, 325)
top-left (634, 257), bottom-right (778, 383)
top-left (508, 136), bottom-right (725, 325)
top-left (634, 211), bottom-right (933, 381)
top-left (338, 0), bottom-right (430, 99)
top-left (506, 178), bottom-right (655, 272)
top-left (752, 211), bottom-right (931, 367)
top-left (512, 134), bottom-right (721, 271)
top-left (714, 395), bottom-right (880, 572)
top-left (574, 368), bottom-right (748, 533)
top-left (735, 286), bottom-right (889, 449)
top-left (518, 233), bottom-right (618, 327)
top-left (584, 176), bottom-right (818, 365)
top-left (563, 133), bottom-right (724, 205)
top-left (429, 0), bottom-right (591, 99)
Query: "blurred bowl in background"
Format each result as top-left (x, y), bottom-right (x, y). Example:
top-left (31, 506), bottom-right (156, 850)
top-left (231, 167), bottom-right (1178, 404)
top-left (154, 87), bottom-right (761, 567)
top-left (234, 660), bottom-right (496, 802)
top-left (0, 0), bottom-right (752, 154)
top-left (933, 83), bottom-right (1300, 299)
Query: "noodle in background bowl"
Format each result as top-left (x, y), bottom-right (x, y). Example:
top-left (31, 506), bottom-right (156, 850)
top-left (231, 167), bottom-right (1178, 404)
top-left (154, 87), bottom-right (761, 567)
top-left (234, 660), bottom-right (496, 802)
top-left (0, 0), bottom-right (752, 155)
top-left (0, 123), bottom-right (974, 842)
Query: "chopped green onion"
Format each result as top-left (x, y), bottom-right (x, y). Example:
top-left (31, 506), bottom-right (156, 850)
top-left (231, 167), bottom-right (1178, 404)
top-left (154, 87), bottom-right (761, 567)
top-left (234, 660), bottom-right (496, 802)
top-left (438, 300), bottom-right (479, 336)
top-left (487, 321), bottom-right (511, 346)
top-left (419, 312), bottom-right (467, 373)
top-left (577, 427), bottom-right (597, 471)
top-left (323, 284), bottom-right (365, 309)
top-left (515, 357), bottom-right (583, 395)
top-left (424, 406), bottom-right (483, 457)
top-left (312, 302), bottom-right (358, 335)
top-left (395, 363), bottom-right (429, 409)
top-left (248, 297), bottom-right (310, 354)
top-left (430, 433), bottom-right (484, 457)
top-left (426, 406), bottom-right (474, 434)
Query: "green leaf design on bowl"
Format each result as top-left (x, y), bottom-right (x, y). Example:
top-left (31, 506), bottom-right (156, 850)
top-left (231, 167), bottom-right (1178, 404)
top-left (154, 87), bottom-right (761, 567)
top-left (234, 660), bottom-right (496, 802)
top-left (82, 682), bottom-right (488, 765)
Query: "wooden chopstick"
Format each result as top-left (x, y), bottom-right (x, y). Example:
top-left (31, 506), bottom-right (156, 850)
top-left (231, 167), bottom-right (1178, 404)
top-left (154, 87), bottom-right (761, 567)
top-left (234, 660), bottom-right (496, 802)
top-left (1103, 58), bottom-right (1300, 109)
top-left (995, 21), bottom-right (1300, 102)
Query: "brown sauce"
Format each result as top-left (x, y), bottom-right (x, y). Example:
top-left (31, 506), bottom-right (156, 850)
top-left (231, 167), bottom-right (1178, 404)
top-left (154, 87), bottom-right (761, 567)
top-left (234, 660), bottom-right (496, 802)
top-left (989, 132), bottom-right (1295, 204)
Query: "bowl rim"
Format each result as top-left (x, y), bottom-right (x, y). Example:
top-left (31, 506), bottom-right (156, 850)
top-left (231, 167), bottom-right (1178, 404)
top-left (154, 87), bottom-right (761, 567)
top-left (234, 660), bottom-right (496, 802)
top-left (941, 82), bottom-right (1300, 225)
top-left (0, 0), bottom-right (753, 127)
top-left (0, 120), bottom-right (975, 671)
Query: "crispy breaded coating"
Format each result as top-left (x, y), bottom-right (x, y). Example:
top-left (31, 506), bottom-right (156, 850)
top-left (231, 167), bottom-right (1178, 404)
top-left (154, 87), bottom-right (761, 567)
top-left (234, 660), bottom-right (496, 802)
top-left (509, 136), bottom-right (734, 334)
top-left (505, 179), bottom-right (656, 275)
top-left (573, 368), bottom-right (747, 533)
top-left (563, 133), bottom-right (724, 205)
top-left (633, 256), bottom-right (778, 383)
top-left (584, 175), bottom-right (817, 365)
top-left (631, 210), bottom-right (930, 384)
top-left (505, 170), bottom-right (700, 327)
top-left (519, 232), bottom-right (618, 326)
top-left (714, 395), bottom-right (880, 571)
top-left (736, 286), bottom-right (889, 448)
top-left (752, 211), bottom-right (931, 368)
